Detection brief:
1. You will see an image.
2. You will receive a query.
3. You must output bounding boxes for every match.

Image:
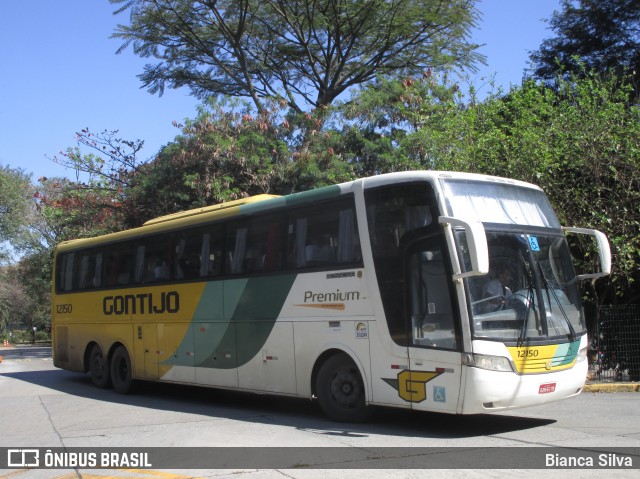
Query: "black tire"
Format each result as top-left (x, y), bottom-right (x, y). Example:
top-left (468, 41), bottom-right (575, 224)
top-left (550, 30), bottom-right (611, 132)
top-left (316, 354), bottom-right (371, 422)
top-left (88, 344), bottom-right (111, 389)
top-left (111, 345), bottom-right (135, 394)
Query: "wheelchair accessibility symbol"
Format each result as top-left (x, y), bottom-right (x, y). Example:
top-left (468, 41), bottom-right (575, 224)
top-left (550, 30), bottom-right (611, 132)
top-left (433, 386), bottom-right (446, 403)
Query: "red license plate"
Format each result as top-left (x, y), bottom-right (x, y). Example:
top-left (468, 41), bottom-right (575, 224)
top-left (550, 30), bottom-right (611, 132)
top-left (539, 383), bottom-right (556, 394)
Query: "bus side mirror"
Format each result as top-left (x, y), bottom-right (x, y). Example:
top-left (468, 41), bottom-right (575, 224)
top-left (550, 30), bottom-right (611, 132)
top-left (563, 227), bottom-right (611, 280)
top-left (439, 216), bottom-right (489, 280)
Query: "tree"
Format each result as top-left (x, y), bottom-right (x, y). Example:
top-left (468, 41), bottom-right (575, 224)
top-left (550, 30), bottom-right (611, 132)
top-left (529, 0), bottom-right (640, 90)
top-left (0, 165), bottom-right (34, 263)
top-left (46, 128), bottom-right (146, 230)
top-left (0, 252), bottom-right (52, 338)
top-left (32, 176), bottom-right (125, 245)
top-left (340, 71), bottom-right (467, 174)
top-left (123, 97), bottom-right (355, 224)
top-left (0, 265), bottom-right (30, 336)
top-left (50, 128), bottom-right (144, 194)
top-left (432, 74), bottom-right (640, 304)
top-left (111, 0), bottom-right (483, 116)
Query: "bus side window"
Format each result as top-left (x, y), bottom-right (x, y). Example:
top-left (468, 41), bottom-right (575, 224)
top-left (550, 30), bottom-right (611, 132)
top-left (408, 246), bottom-right (457, 350)
top-left (57, 252), bottom-right (75, 292)
top-left (200, 226), bottom-right (225, 277)
top-left (287, 199), bottom-right (360, 269)
top-left (174, 231), bottom-right (202, 280)
top-left (103, 245), bottom-right (133, 287)
top-left (227, 214), bottom-right (284, 275)
top-left (228, 224), bottom-right (248, 274)
top-left (133, 236), bottom-right (172, 283)
top-left (263, 220), bottom-right (283, 272)
top-left (117, 252), bottom-right (133, 285)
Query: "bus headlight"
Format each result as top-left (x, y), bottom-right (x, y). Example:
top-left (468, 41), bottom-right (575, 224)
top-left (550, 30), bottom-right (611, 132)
top-left (577, 346), bottom-right (588, 362)
top-left (465, 353), bottom-right (513, 372)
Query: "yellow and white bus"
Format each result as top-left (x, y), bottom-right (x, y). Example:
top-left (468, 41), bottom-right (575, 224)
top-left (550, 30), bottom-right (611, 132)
top-left (52, 171), bottom-right (610, 421)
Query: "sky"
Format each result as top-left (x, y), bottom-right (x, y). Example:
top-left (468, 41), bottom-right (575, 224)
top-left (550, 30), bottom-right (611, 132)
top-left (0, 1), bottom-right (561, 183)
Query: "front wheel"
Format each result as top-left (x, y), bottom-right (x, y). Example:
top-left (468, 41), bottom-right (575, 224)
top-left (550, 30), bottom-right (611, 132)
top-left (110, 345), bottom-right (135, 394)
top-left (316, 354), bottom-right (371, 422)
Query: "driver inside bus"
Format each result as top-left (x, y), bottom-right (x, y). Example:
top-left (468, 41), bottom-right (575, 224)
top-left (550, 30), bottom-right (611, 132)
top-left (482, 266), bottom-right (513, 311)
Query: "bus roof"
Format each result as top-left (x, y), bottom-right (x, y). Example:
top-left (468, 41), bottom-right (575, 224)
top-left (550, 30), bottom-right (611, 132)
top-left (358, 170), bottom-right (543, 191)
top-left (142, 194), bottom-right (281, 226)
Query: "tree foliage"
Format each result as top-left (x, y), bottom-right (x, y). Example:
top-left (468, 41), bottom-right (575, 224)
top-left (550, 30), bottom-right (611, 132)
top-left (529, 0), bottom-right (640, 90)
top-left (33, 177), bottom-right (125, 246)
top-left (111, 0), bottom-right (483, 115)
top-left (340, 71), bottom-right (467, 173)
top-left (0, 252), bottom-right (51, 338)
top-left (0, 165), bottom-right (35, 263)
top-left (124, 98), bottom-right (355, 224)
top-left (46, 128), bottom-right (147, 231)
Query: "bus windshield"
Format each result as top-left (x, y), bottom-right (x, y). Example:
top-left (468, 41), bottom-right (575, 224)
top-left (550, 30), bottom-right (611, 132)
top-left (459, 229), bottom-right (586, 342)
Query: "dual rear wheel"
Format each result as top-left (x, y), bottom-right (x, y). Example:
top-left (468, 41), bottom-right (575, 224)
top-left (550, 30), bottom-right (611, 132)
top-left (88, 344), bottom-right (134, 394)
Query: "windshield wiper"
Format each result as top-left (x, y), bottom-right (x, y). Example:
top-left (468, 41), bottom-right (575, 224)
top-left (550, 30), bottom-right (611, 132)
top-left (518, 253), bottom-right (538, 347)
top-left (534, 256), bottom-right (576, 342)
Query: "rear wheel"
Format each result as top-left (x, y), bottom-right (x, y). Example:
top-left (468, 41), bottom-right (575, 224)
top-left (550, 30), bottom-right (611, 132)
top-left (88, 344), bottom-right (110, 388)
top-left (111, 345), bottom-right (135, 394)
top-left (316, 354), bottom-right (371, 422)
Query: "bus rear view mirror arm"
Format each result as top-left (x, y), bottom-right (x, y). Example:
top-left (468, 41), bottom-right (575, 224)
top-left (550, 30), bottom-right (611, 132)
top-left (563, 227), bottom-right (612, 280)
top-left (439, 216), bottom-right (489, 281)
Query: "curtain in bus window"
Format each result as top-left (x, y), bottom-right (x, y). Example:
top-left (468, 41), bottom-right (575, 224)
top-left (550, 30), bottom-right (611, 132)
top-left (175, 239), bottom-right (186, 279)
top-left (337, 209), bottom-right (355, 263)
top-left (296, 218), bottom-right (308, 267)
top-left (77, 254), bottom-right (90, 289)
top-left (134, 245), bottom-right (146, 283)
top-left (64, 253), bottom-right (74, 291)
top-left (447, 193), bottom-right (553, 227)
top-left (200, 233), bottom-right (211, 277)
top-left (93, 254), bottom-right (102, 288)
top-left (231, 227), bottom-right (248, 274)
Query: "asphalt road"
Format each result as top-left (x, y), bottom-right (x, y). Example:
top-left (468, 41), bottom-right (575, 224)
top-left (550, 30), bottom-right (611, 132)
top-left (0, 345), bottom-right (639, 479)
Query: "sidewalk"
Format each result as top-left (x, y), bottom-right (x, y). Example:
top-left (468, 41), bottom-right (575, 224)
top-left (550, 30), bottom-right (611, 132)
top-left (584, 382), bottom-right (640, 392)
top-left (585, 366), bottom-right (640, 392)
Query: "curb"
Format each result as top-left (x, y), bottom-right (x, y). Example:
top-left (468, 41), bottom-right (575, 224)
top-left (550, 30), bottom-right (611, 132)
top-left (584, 383), bottom-right (640, 393)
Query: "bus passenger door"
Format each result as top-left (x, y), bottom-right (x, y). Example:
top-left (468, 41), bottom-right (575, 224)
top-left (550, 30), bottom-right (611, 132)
top-left (134, 323), bottom-right (159, 379)
top-left (403, 236), bottom-right (462, 412)
top-left (135, 323), bottom-right (196, 382)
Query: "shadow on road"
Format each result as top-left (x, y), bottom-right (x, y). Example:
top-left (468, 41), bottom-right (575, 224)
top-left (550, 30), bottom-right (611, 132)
top-left (0, 347), bottom-right (556, 440)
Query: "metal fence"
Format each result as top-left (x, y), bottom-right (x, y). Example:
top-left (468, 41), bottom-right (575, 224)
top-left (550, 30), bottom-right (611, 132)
top-left (585, 304), bottom-right (640, 382)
